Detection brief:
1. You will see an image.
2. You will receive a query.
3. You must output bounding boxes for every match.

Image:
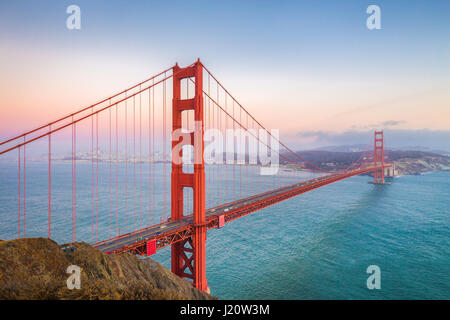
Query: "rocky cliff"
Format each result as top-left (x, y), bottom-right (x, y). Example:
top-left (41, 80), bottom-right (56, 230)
top-left (0, 238), bottom-right (216, 300)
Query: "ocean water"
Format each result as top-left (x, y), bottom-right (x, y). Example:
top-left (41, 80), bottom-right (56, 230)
top-left (0, 161), bottom-right (448, 299)
top-left (154, 172), bottom-right (450, 299)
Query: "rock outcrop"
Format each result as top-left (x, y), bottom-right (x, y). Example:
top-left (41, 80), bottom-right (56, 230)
top-left (0, 238), bottom-right (216, 300)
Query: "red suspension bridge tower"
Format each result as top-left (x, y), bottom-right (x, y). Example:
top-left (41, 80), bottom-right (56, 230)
top-left (171, 60), bottom-right (208, 291)
top-left (373, 131), bottom-right (385, 184)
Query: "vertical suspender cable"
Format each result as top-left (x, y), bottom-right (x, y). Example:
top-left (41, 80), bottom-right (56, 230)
top-left (18, 148), bottom-right (21, 238)
top-left (48, 125), bottom-right (51, 239)
top-left (152, 80), bottom-right (155, 225)
top-left (96, 113), bottom-right (99, 241)
top-left (72, 120), bottom-right (74, 242)
top-left (216, 82), bottom-right (219, 205)
top-left (74, 123), bottom-right (77, 241)
top-left (109, 103), bottom-right (112, 238)
top-left (139, 88), bottom-right (142, 227)
top-left (91, 110), bottom-right (94, 242)
top-left (133, 95), bottom-right (136, 230)
top-left (125, 93), bottom-right (128, 232)
top-left (116, 103), bottom-right (119, 235)
top-left (23, 136), bottom-right (26, 237)
top-left (163, 74), bottom-right (167, 221)
top-left (148, 88), bottom-right (152, 225)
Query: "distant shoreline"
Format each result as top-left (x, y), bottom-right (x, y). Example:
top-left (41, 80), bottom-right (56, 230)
top-left (2, 150), bottom-right (450, 178)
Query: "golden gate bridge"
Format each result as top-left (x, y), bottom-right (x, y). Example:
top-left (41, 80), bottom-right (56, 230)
top-left (0, 59), bottom-right (391, 292)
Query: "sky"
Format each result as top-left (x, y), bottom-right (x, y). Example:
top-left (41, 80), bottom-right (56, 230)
top-left (0, 0), bottom-right (449, 150)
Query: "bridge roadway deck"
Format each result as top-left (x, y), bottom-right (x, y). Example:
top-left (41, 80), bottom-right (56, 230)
top-left (93, 165), bottom-right (388, 255)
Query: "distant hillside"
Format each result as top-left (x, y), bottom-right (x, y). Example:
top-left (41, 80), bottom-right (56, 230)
top-left (281, 150), bottom-right (450, 175)
top-left (0, 238), bottom-right (216, 300)
top-left (387, 151), bottom-right (450, 175)
top-left (314, 144), bottom-right (368, 152)
top-left (315, 145), bottom-right (449, 155)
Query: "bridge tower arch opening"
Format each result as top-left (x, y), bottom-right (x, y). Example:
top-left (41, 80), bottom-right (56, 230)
top-left (171, 59), bottom-right (208, 292)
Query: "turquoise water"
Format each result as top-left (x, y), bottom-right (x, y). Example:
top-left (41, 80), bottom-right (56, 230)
top-left (0, 161), bottom-right (448, 299)
top-left (154, 172), bottom-right (450, 299)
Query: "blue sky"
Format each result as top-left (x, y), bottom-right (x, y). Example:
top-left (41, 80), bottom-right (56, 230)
top-left (2, 0), bottom-right (449, 68)
top-left (0, 0), bottom-right (449, 149)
